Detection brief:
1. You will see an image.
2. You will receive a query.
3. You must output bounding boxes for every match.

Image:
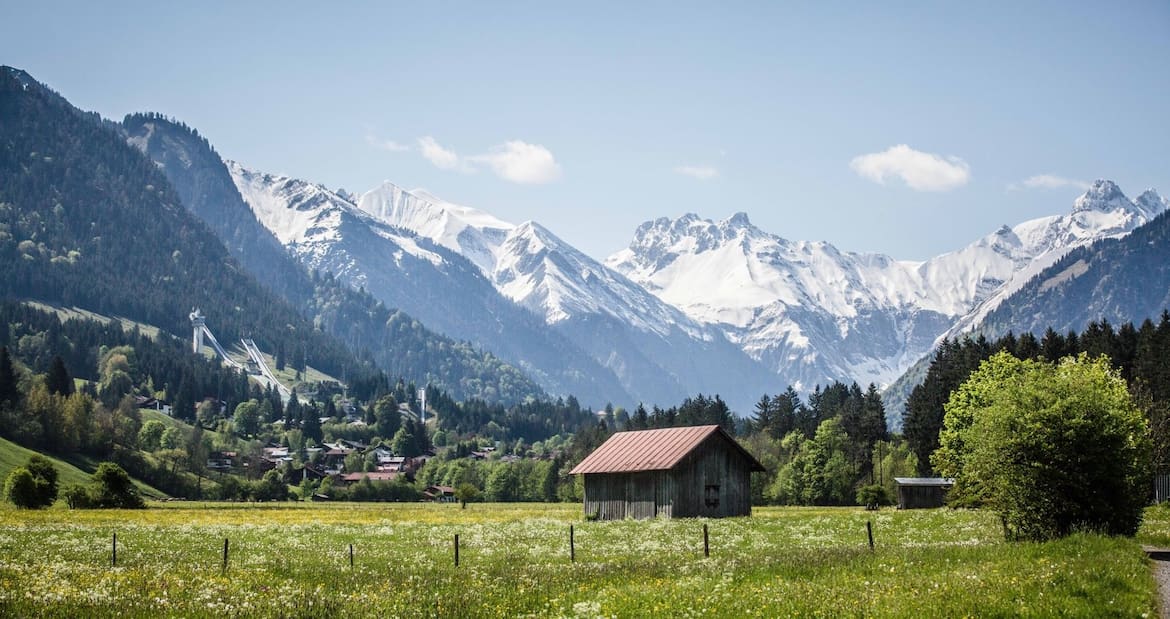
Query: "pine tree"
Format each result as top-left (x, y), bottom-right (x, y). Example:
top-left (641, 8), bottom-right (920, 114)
top-left (45, 355), bottom-right (73, 396)
top-left (302, 403), bottom-right (323, 444)
top-left (630, 403), bottom-right (649, 430)
top-left (751, 394), bottom-right (774, 435)
top-left (771, 387), bottom-right (801, 439)
top-left (0, 346), bottom-right (17, 408)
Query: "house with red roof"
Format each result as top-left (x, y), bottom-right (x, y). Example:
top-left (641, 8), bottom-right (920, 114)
top-left (569, 425), bottom-right (764, 520)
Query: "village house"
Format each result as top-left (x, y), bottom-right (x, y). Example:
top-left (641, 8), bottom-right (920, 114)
top-left (338, 471), bottom-right (403, 486)
top-left (424, 485), bottom-right (457, 503)
top-left (570, 425), bottom-right (764, 520)
top-left (206, 451), bottom-right (236, 471)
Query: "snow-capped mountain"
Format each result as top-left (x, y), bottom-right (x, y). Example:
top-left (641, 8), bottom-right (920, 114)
top-left (357, 182), bottom-right (512, 276)
top-left (937, 181), bottom-right (1168, 340)
top-left (355, 183), bottom-right (779, 411)
top-left (606, 213), bottom-right (950, 390)
top-left (356, 185), bottom-right (690, 333)
top-left (607, 181), bottom-right (1165, 393)
top-left (227, 162), bottom-right (634, 407)
top-left (231, 155), bottom-right (1161, 415)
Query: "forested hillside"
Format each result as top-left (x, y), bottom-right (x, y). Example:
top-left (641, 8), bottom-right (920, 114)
top-left (0, 301), bottom-right (600, 500)
top-left (978, 210), bottom-right (1170, 339)
top-left (0, 69), bottom-right (358, 380)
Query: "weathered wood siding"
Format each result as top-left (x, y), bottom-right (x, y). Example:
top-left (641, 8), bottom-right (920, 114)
top-left (581, 433), bottom-right (752, 520)
top-left (669, 433), bottom-right (753, 518)
top-left (896, 485), bottom-right (948, 509)
top-left (583, 471), bottom-right (674, 519)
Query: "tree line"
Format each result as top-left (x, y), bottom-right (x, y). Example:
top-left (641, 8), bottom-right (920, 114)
top-left (903, 312), bottom-right (1170, 476)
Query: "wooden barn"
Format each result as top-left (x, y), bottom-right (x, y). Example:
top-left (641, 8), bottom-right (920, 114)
top-left (569, 425), bottom-right (765, 520)
top-left (894, 477), bottom-right (954, 509)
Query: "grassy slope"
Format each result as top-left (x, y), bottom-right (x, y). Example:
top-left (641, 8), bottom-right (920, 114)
top-left (1, 437), bottom-right (169, 501)
top-left (0, 435), bottom-right (94, 488)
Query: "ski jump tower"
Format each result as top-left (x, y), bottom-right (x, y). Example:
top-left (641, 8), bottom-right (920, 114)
top-left (190, 309), bottom-right (206, 354)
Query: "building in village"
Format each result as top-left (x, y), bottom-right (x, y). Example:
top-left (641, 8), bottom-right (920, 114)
top-left (569, 425), bottom-right (764, 520)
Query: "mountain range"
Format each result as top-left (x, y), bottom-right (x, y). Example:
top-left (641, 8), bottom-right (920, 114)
top-left (223, 151), bottom-right (1166, 416)
top-left (610, 181), bottom-right (1166, 394)
top-left (7, 64), bottom-right (1166, 422)
top-left (227, 163), bottom-right (779, 412)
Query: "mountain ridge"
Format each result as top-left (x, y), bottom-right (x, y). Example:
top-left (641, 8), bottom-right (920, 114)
top-left (608, 180), bottom-right (1164, 400)
top-left (222, 160), bottom-right (634, 407)
top-left (237, 165), bottom-right (779, 412)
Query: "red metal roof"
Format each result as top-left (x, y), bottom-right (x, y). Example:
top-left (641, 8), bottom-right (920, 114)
top-left (341, 471), bottom-right (401, 482)
top-left (569, 425), bottom-right (765, 474)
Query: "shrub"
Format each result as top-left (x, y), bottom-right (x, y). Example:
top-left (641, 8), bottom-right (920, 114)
top-left (25, 454), bottom-right (59, 507)
top-left (4, 455), bottom-right (59, 508)
top-left (4, 467), bottom-right (39, 508)
top-left (251, 470), bottom-right (289, 502)
top-left (61, 483), bottom-right (93, 509)
top-left (856, 484), bottom-right (891, 510)
top-left (87, 462), bottom-right (145, 509)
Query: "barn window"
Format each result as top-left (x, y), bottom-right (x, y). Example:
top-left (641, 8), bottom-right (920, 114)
top-left (704, 484), bottom-right (720, 508)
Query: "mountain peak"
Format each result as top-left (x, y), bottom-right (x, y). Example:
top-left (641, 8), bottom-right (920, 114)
top-left (1073, 180), bottom-right (1130, 213)
top-left (2, 65), bottom-right (36, 88)
top-left (725, 212), bottom-right (752, 227)
top-left (1135, 189), bottom-right (1168, 217)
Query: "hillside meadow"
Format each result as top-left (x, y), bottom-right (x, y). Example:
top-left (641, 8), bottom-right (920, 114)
top-left (0, 501), bottom-right (1163, 617)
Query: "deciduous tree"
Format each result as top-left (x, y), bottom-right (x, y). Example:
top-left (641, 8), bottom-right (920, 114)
top-left (934, 352), bottom-right (1151, 539)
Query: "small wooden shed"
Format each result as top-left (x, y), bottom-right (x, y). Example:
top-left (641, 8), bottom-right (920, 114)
top-left (894, 477), bottom-right (954, 509)
top-left (569, 425), bottom-right (765, 520)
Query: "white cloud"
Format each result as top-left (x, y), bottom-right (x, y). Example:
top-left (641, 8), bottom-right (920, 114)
top-left (365, 134), bottom-right (409, 152)
top-left (469, 140), bottom-right (562, 184)
top-left (412, 137), bottom-right (561, 183)
top-left (850, 144), bottom-right (971, 191)
top-left (417, 136), bottom-right (471, 172)
top-left (1008, 174), bottom-right (1090, 191)
top-left (674, 165), bottom-right (720, 181)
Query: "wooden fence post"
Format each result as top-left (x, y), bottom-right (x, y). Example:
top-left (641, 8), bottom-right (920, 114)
top-left (349, 543), bottom-right (354, 568)
top-left (703, 523), bottom-right (710, 558)
top-left (222, 538), bottom-right (229, 574)
top-left (866, 520), bottom-right (874, 551)
top-left (112, 532), bottom-right (117, 568)
top-left (454, 534), bottom-right (460, 567)
top-left (570, 524), bottom-right (575, 563)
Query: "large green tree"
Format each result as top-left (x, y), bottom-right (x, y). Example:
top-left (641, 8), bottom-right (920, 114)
top-left (233, 399), bottom-right (261, 437)
top-left (933, 352), bottom-right (1151, 540)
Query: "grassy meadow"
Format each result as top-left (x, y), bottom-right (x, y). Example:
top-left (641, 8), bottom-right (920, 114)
top-left (0, 501), bottom-right (1162, 617)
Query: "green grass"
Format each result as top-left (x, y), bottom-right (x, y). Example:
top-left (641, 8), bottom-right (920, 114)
top-left (0, 435), bottom-right (95, 488)
top-left (1137, 502), bottom-right (1170, 548)
top-left (0, 502), bottom-right (1159, 617)
top-left (0, 436), bottom-right (171, 501)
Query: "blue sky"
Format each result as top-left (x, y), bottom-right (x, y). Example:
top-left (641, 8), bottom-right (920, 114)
top-left (3, 1), bottom-right (1167, 261)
